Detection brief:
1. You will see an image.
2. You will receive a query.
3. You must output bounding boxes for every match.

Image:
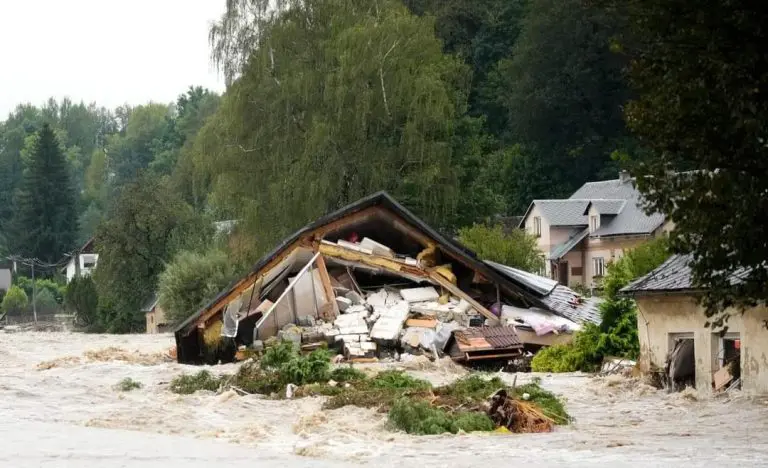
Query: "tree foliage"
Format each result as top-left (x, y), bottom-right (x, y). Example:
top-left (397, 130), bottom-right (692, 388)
top-left (1, 285), bottom-right (29, 317)
top-left (458, 224), bottom-right (543, 273)
top-left (9, 123), bottom-right (78, 262)
top-left (200, 0), bottom-right (484, 250)
top-left (92, 174), bottom-right (199, 332)
top-left (65, 275), bottom-right (99, 327)
top-left (608, 0), bottom-right (768, 328)
top-left (158, 249), bottom-right (236, 324)
top-left (532, 237), bottom-right (670, 372)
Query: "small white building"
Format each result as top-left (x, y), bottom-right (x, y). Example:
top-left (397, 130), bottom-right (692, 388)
top-left (63, 238), bottom-right (99, 283)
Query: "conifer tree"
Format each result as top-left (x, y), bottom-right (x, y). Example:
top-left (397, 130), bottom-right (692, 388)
top-left (11, 123), bottom-right (78, 263)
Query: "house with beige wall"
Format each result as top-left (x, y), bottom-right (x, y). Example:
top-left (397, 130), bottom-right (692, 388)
top-left (520, 171), bottom-right (669, 289)
top-left (622, 255), bottom-right (768, 394)
top-left (143, 294), bottom-right (169, 334)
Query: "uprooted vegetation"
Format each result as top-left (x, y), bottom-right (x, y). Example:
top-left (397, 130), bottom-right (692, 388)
top-left (169, 342), bottom-right (570, 435)
top-left (115, 377), bottom-right (143, 391)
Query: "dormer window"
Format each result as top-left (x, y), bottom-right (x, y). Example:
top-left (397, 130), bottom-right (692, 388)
top-left (533, 216), bottom-right (541, 237)
top-left (589, 215), bottom-right (599, 232)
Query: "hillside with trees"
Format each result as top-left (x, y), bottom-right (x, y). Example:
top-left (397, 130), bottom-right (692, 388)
top-left (4, 0), bottom-right (758, 332)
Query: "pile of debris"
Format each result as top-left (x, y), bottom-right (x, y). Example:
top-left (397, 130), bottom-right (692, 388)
top-left (176, 192), bottom-right (601, 365)
top-left (255, 281), bottom-right (486, 363)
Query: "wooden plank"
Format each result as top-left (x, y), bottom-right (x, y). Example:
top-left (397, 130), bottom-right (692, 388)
top-left (713, 365), bottom-right (733, 391)
top-left (318, 243), bottom-right (428, 278)
top-left (314, 255), bottom-right (340, 321)
top-left (428, 269), bottom-right (499, 324)
top-left (405, 318), bottom-right (438, 329)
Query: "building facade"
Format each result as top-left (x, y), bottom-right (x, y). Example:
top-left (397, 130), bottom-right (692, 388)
top-left (623, 255), bottom-right (768, 394)
top-left (520, 171), bottom-right (670, 289)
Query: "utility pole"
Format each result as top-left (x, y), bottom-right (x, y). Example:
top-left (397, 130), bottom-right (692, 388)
top-left (31, 261), bottom-right (37, 323)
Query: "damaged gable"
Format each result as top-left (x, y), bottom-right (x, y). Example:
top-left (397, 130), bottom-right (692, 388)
top-left (174, 192), bottom-right (596, 364)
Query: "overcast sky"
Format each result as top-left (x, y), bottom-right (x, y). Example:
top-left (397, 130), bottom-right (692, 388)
top-left (0, 0), bottom-right (226, 118)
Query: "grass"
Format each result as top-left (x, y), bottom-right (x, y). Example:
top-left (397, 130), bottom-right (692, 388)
top-left (116, 377), bottom-right (142, 391)
top-left (170, 370), bottom-right (223, 394)
top-left (167, 342), bottom-right (571, 435)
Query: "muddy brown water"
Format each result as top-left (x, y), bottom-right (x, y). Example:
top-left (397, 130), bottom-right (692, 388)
top-left (2, 331), bottom-right (767, 467)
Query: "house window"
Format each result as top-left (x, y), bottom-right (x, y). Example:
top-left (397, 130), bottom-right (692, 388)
top-left (593, 257), bottom-right (605, 277)
top-left (590, 215), bottom-right (599, 232)
top-left (533, 217), bottom-right (541, 237)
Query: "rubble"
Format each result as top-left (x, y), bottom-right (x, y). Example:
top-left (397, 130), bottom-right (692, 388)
top-left (175, 192), bottom-right (603, 366)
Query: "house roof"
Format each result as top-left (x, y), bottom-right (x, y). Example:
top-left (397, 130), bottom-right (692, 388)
top-left (174, 192), bottom-right (554, 338)
top-left (141, 293), bottom-right (159, 313)
top-left (621, 254), bottom-right (751, 296)
top-left (529, 200), bottom-right (591, 227)
top-left (584, 199), bottom-right (626, 215)
top-left (570, 178), bottom-right (665, 237)
top-left (485, 260), bottom-right (602, 324)
top-left (548, 228), bottom-right (590, 261)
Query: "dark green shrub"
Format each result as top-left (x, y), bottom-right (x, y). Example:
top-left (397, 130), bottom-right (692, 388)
top-left (388, 398), bottom-right (494, 434)
top-left (170, 371), bottom-right (223, 394)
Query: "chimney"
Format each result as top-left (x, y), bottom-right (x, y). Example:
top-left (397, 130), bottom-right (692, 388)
top-left (619, 170), bottom-right (631, 183)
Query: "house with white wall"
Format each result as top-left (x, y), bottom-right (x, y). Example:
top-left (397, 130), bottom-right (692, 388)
top-left (63, 238), bottom-right (99, 283)
top-left (519, 171), bottom-right (671, 289)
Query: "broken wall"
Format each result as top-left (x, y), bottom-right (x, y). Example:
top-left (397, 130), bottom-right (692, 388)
top-left (636, 295), bottom-right (768, 394)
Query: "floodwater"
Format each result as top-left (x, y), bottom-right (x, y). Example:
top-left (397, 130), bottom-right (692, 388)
top-left (2, 332), bottom-right (768, 467)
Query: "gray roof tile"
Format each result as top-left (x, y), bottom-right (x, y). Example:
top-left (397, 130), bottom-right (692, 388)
top-left (571, 178), bottom-right (665, 236)
top-left (621, 255), bottom-right (694, 293)
top-left (586, 199), bottom-right (626, 215)
top-left (534, 200), bottom-right (590, 226)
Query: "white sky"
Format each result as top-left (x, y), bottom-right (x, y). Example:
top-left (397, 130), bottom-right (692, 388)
top-left (0, 0), bottom-right (226, 118)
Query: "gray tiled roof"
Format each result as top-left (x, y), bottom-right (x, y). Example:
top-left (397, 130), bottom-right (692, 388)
top-left (549, 228), bottom-right (590, 261)
top-left (586, 199), bottom-right (626, 215)
top-left (534, 200), bottom-right (590, 226)
top-left (571, 178), bottom-right (665, 236)
top-left (622, 254), bottom-right (751, 295)
top-left (621, 255), bottom-right (694, 293)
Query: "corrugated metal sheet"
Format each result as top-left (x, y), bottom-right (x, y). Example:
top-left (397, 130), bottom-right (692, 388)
top-left (485, 260), bottom-right (557, 296)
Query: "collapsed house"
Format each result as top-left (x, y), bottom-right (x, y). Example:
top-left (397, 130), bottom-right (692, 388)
top-left (174, 192), bottom-right (601, 365)
top-left (622, 254), bottom-right (768, 393)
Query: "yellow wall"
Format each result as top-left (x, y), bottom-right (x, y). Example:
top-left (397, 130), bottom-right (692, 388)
top-left (636, 295), bottom-right (768, 394)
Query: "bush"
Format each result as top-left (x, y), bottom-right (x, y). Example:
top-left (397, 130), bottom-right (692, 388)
top-left (369, 370), bottom-right (431, 390)
top-left (170, 371), bottom-right (223, 394)
top-left (458, 223), bottom-right (544, 273)
top-left (116, 378), bottom-right (143, 391)
top-left (1, 285), bottom-right (28, 316)
top-left (388, 398), bottom-right (495, 434)
top-left (532, 237), bottom-right (670, 372)
top-left (34, 288), bottom-right (59, 314)
top-left (158, 249), bottom-right (236, 325)
top-left (64, 275), bottom-right (99, 326)
top-left (329, 367), bottom-right (367, 383)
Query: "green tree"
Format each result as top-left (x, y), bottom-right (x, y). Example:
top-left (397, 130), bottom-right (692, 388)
top-left (64, 275), bottom-right (99, 327)
top-left (202, 0), bottom-right (479, 251)
top-left (532, 237), bottom-right (670, 372)
top-left (158, 249), bottom-right (236, 324)
top-left (9, 123), bottom-right (78, 263)
top-left (93, 174), bottom-right (197, 332)
top-left (1, 285), bottom-right (29, 317)
top-left (607, 0), bottom-right (768, 328)
top-left (458, 223), bottom-right (544, 272)
top-left (490, 0), bottom-right (630, 212)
